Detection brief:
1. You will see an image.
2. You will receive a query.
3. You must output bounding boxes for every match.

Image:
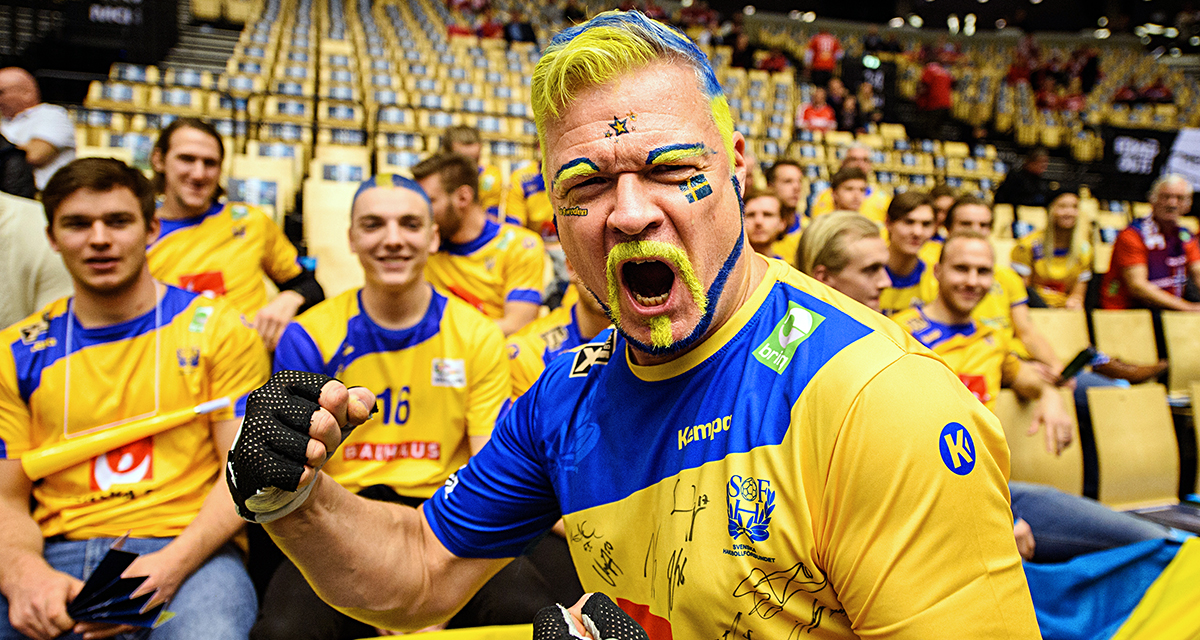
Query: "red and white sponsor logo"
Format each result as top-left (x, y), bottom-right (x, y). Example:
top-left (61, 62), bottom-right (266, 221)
top-left (90, 437), bottom-right (153, 491)
top-left (178, 271), bottom-right (226, 296)
top-left (342, 441), bottom-right (441, 461)
top-left (958, 374), bottom-right (991, 405)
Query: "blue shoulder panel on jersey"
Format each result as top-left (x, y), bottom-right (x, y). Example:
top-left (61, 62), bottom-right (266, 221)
top-left (424, 282), bottom-right (876, 558)
top-left (273, 322), bottom-right (325, 374)
top-left (152, 202), bottom-right (225, 245)
top-left (324, 289), bottom-right (446, 374)
top-left (521, 172), bottom-right (545, 198)
top-left (506, 289), bottom-right (542, 304)
top-left (910, 309), bottom-right (975, 350)
top-left (442, 219), bottom-right (500, 256)
top-left (886, 259), bottom-right (927, 289)
top-left (12, 287), bottom-right (199, 403)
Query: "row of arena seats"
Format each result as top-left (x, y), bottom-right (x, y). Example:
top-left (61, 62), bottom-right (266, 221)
top-left (750, 20), bottom-right (1199, 162)
top-left (192, 0), bottom-right (260, 24)
top-left (998, 382), bottom-right (1196, 514)
top-left (999, 308), bottom-right (1200, 530)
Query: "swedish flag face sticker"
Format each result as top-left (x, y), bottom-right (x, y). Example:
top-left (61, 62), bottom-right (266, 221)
top-left (680, 174), bottom-right (712, 203)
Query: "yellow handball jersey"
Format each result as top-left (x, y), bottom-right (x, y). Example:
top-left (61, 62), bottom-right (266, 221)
top-left (1010, 236), bottom-right (1093, 308)
top-left (505, 161), bottom-right (556, 242)
top-left (810, 185), bottom-right (891, 225)
top-left (147, 202), bottom-right (303, 317)
top-left (0, 286), bottom-right (269, 539)
top-left (425, 219), bottom-right (545, 320)
top-left (426, 258), bottom-right (1039, 639)
top-left (273, 287), bottom-right (509, 498)
top-left (507, 302), bottom-right (596, 399)
top-left (971, 266), bottom-right (1029, 339)
top-left (879, 258), bottom-right (939, 316)
top-left (770, 211), bottom-right (804, 269)
top-left (479, 164), bottom-right (504, 222)
top-left (894, 306), bottom-right (1021, 412)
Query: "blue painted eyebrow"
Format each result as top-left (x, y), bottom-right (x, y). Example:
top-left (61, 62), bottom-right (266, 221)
top-left (646, 143), bottom-right (711, 165)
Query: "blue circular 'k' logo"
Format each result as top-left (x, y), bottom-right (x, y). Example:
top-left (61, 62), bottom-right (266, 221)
top-left (938, 422), bottom-right (976, 475)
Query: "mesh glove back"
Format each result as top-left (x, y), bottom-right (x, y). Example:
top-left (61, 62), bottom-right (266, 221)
top-left (226, 370), bottom-right (335, 522)
top-left (532, 594), bottom-right (649, 640)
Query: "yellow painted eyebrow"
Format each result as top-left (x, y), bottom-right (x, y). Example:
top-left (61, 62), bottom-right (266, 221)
top-left (646, 143), bottom-right (711, 165)
top-left (552, 157), bottom-right (600, 191)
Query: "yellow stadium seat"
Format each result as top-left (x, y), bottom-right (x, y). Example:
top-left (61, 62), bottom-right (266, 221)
top-left (229, 154), bottom-right (297, 223)
top-left (77, 145), bottom-right (136, 165)
top-left (1027, 308), bottom-right (1091, 365)
top-left (1015, 206), bottom-right (1048, 237)
top-left (1162, 312), bottom-right (1200, 395)
top-left (302, 180), bottom-right (363, 297)
top-left (148, 87), bottom-right (207, 116)
top-left (1087, 384), bottom-right (1179, 510)
top-left (263, 96), bottom-right (313, 124)
top-left (995, 388), bottom-right (1083, 495)
top-left (992, 203), bottom-right (1014, 240)
top-left (85, 82), bottom-right (148, 111)
top-left (1092, 309), bottom-right (1159, 367)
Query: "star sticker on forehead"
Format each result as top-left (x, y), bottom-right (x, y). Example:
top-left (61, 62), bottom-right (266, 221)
top-left (604, 113), bottom-right (636, 138)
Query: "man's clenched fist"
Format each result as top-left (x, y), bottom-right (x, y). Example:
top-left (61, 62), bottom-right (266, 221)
top-left (226, 370), bottom-right (375, 523)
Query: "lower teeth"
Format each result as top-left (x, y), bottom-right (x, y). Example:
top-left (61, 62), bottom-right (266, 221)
top-left (634, 292), bottom-right (668, 306)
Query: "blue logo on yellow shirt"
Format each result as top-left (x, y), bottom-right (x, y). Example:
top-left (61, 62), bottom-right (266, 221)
top-left (727, 475), bottom-right (774, 542)
top-left (939, 422), bottom-right (976, 475)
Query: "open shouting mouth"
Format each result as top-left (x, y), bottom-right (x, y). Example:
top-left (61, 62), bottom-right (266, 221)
top-left (606, 241), bottom-right (708, 348)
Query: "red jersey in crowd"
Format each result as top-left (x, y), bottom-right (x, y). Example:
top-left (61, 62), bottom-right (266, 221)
top-left (918, 62), bottom-right (953, 111)
top-left (806, 32), bottom-right (842, 72)
top-left (798, 103), bottom-right (836, 131)
top-left (1100, 217), bottom-right (1200, 309)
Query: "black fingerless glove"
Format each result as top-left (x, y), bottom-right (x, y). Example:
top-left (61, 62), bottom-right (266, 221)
top-left (226, 370), bottom-right (336, 523)
top-left (533, 593), bottom-right (649, 640)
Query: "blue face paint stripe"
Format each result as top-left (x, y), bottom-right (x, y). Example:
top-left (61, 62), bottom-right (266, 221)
top-left (645, 143), bottom-right (708, 165)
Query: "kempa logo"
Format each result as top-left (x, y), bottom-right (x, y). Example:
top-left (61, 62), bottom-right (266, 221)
top-left (754, 302), bottom-right (824, 374)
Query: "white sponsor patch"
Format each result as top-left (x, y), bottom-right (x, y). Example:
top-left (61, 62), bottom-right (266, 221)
top-left (431, 358), bottom-right (466, 388)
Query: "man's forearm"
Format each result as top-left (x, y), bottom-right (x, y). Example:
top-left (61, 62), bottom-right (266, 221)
top-left (156, 470), bottom-right (247, 578)
top-left (266, 474), bottom-right (442, 623)
top-left (1128, 280), bottom-right (1192, 311)
top-left (0, 496), bottom-right (51, 596)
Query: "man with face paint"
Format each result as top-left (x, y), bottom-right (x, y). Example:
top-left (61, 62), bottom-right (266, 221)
top-left (227, 11), bottom-right (1041, 639)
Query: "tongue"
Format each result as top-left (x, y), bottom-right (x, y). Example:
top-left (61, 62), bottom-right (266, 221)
top-left (623, 261), bottom-right (674, 298)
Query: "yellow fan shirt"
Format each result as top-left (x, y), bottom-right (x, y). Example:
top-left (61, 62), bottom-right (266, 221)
top-left (148, 202), bottom-right (303, 316)
top-left (273, 287), bottom-right (508, 498)
top-left (0, 286), bottom-right (269, 539)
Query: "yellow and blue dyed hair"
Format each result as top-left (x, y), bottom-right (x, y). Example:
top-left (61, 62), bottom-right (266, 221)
top-left (531, 10), bottom-right (735, 180)
top-left (351, 173), bottom-right (432, 215)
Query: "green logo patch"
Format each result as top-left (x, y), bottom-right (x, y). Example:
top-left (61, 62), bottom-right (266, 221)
top-left (754, 302), bottom-right (824, 374)
top-left (189, 306), bottom-right (213, 333)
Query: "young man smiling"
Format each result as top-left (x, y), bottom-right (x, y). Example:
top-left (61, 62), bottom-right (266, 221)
top-left (878, 191), bottom-right (939, 315)
top-left (146, 118), bottom-right (324, 350)
top-left (0, 158), bottom-right (267, 640)
top-left (228, 12), bottom-right (1040, 639)
top-left (257, 175), bottom-right (566, 638)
